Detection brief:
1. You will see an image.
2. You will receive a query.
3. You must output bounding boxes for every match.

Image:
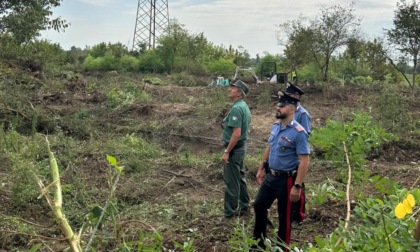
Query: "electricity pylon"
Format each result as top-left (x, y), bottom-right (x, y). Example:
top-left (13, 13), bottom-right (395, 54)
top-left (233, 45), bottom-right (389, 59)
top-left (132, 0), bottom-right (169, 51)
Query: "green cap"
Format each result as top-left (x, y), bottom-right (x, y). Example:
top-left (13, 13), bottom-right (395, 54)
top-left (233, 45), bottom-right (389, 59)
top-left (230, 80), bottom-right (249, 96)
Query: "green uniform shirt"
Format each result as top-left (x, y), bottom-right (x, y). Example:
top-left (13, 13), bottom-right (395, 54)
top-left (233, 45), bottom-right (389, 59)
top-left (222, 99), bottom-right (251, 142)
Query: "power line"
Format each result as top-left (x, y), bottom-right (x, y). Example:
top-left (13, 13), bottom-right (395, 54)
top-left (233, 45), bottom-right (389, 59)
top-left (132, 0), bottom-right (169, 51)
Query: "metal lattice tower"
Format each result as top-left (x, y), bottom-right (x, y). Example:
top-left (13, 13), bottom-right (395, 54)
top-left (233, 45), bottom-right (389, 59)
top-left (132, 0), bottom-right (169, 51)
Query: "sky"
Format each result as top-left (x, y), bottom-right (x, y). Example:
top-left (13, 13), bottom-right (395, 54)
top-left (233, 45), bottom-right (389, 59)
top-left (41, 0), bottom-right (397, 57)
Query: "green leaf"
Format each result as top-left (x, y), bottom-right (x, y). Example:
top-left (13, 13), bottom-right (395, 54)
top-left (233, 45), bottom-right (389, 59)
top-left (29, 243), bottom-right (42, 252)
top-left (107, 155), bottom-right (117, 165)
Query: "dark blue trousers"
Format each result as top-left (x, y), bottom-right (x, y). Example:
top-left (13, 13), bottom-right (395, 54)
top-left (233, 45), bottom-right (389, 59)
top-left (253, 173), bottom-right (297, 250)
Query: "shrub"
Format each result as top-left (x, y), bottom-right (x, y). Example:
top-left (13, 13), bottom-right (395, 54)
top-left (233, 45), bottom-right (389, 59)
top-left (138, 50), bottom-right (165, 73)
top-left (374, 85), bottom-right (413, 133)
top-left (305, 188), bottom-right (420, 251)
top-left (120, 55), bottom-right (140, 71)
top-left (207, 58), bottom-right (236, 76)
top-left (310, 111), bottom-right (396, 183)
top-left (106, 83), bottom-right (152, 108)
top-left (170, 72), bottom-right (197, 86)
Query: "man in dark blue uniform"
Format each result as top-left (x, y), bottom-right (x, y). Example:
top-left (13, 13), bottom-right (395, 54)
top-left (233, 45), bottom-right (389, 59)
top-left (286, 82), bottom-right (311, 135)
top-left (285, 82), bottom-right (311, 227)
top-left (252, 92), bottom-right (310, 251)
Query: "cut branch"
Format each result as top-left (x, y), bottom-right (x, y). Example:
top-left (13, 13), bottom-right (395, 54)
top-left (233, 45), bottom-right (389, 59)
top-left (335, 141), bottom-right (352, 247)
top-left (39, 137), bottom-right (82, 252)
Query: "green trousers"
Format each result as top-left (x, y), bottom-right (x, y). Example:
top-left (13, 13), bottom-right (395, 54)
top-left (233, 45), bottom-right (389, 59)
top-left (223, 147), bottom-right (250, 217)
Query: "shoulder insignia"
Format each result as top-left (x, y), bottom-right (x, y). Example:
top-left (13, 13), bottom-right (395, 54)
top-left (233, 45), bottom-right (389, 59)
top-left (295, 125), bottom-right (304, 132)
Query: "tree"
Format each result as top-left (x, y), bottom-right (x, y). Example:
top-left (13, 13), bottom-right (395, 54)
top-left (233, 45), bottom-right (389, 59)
top-left (277, 17), bottom-right (314, 79)
top-left (363, 39), bottom-right (389, 81)
top-left (0, 0), bottom-right (68, 44)
top-left (386, 0), bottom-right (420, 89)
top-left (156, 20), bottom-right (194, 73)
top-left (337, 38), bottom-right (389, 81)
top-left (277, 2), bottom-right (361, 82)
top-left (310, 2), bottom-right (361, 81)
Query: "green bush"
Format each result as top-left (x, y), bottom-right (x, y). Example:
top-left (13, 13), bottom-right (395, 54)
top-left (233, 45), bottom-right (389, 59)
top-left (82, 54), bottom-right (101, 70)
top-left (173, 59), bottom-right (208, 76)
top-left (143, 76), bottom-right (164, 86)
top-left (375, 85), bottom-right (413, 132)
top-left (310, 111), bottom-right (396, 182)
top-left (206, 58), bottom-right (236, 76)
top-left (305, 187), bottom-right (420, 251)
top-left (106, 84), bottom-right (152, 109)
top-left (0, 130), bottom-right (49, 206)
top-left (82, 53), bottom-right (121, 71)
top-left (353, 76), bottom-right (366, 85)
top-left (170, 72), bottom-right (197, 86)
top-left (138, 50), bottom-right (165, 73)
top-left (106, 134), bottom-right (161, 172)
top-left (120, 55), bottom-right (140, 71)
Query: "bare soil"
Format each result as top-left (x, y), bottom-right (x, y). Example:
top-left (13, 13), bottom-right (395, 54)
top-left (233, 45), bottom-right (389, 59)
top-left (1, 75), bottom-right (419, 251)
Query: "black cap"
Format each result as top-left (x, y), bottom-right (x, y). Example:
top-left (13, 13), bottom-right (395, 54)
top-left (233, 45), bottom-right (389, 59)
top-left (285, 82), bottom-right (305, 96)
top-left (278, 91), bottom-right (300, 107)
top-left (230, 80), bottom-right (249, 96)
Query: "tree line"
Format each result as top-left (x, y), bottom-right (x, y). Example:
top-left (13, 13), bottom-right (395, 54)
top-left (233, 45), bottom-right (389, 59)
top-left (0, 0), bottom-right (419, 89)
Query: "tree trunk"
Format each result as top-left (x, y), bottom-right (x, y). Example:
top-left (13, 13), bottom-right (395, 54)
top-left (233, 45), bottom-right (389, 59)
top-left (412, 55), bottom-right (418, 92)
top-left (323, 59), bottom-right (329, 82)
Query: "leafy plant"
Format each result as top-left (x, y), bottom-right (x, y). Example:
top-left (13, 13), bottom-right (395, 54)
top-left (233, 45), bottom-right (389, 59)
top-left (304, 187), bottom-right (420, 251)
top-left (227, 220), bottom-right (259, 252)
top-left (311, 111), bottom-right (396, 182)
top-left (106, 84), bottom-right (152, 108)
top-left (119, 230), bottom-right (165, 251)
top-left (308, 180), bottom-right (346, 206)
top-left (173, 237), bottom-right (197, 252)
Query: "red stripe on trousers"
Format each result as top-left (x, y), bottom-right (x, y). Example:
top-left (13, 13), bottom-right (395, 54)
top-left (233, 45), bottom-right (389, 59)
top-left (299, 188), bottom-right (305, 221)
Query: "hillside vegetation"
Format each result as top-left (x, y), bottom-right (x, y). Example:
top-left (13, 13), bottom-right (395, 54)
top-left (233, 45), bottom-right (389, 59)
top-left (1, 0), bottom-right (420, 250)
top-left (0, 62), bottom-right (419, 251)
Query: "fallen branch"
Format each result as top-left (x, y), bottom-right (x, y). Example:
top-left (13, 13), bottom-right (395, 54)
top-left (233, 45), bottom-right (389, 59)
top-left (335, 141), bottom-right (352, 247)
top-left (2, 107), bottom-right (31, 120)
top-left (162, 169), bottom-right (190, 178)
top-left (162, 176), bottom-right (177, 190)
top-left (162, 169), bottom-right (222, 193)
top-left (17, 217), bottom-right (55, 229)
top-left (0, 229), bottom-right (68, 241)
top-left (119, 220), bottom-right (156, 231)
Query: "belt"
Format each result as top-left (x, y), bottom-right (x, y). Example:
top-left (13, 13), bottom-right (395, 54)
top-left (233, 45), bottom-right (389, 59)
top-left (269, 168), bottom-right (297, 177)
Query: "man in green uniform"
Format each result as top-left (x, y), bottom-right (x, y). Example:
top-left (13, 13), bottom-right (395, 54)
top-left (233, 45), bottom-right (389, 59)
top-left (221, 80), bottom-right (251, 218)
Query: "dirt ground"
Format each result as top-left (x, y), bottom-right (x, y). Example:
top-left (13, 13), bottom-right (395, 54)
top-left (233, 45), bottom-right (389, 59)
top-left (107, 81), bottom-right (420, 251)
top-left (1, 76), bottom-right (419, 251)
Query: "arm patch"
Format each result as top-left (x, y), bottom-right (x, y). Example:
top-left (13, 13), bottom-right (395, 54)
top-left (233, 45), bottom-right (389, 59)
top-left (295, 125), bottom-right (304, 132)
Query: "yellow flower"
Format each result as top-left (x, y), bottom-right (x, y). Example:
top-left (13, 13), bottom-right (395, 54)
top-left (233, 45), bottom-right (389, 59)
top-left (402, 198), bottom-right (413, 214)
top-left (406, 194), bottom-right (415, 207)
top-left (395, 203), bottom-right (407, 219)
